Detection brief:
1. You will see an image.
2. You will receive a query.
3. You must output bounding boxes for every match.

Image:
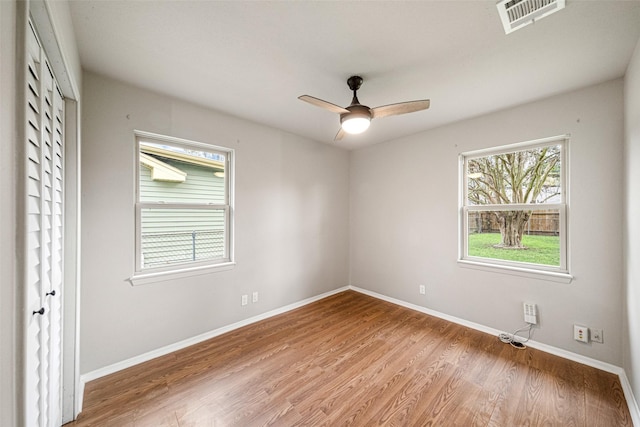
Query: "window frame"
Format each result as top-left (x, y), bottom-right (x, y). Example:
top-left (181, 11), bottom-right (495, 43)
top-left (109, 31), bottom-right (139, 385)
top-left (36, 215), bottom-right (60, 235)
top-left (458, 135), bottom-right (572, 282)
top-left (130, 131), bottom-right (235, 285)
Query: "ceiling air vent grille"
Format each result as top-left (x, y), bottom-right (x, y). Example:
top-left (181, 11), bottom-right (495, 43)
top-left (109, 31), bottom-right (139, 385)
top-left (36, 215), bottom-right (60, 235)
top-left (497, 0), bottom-right (566, 34)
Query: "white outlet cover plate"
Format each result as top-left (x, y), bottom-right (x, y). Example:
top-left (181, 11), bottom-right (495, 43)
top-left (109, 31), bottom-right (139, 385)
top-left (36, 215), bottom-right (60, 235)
top-left (592, 328), bottom-right (603, 343)
top-left (573, 324), bottom-right (589, 343)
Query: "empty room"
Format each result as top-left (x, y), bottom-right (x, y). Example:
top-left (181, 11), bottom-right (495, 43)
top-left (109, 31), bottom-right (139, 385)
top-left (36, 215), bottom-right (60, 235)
top-left (2, 0), bottom-right (640, 426)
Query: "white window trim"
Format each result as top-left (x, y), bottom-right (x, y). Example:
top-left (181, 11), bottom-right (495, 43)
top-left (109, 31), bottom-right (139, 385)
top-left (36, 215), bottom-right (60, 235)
top-left (129, 130), bottom-right (235, 286)
top-left (129, 261), bottom-right (236, 286)
top-left (457, 259), bottom-right (572, 283)
top-left (458, 135), bottom-right (572, 282)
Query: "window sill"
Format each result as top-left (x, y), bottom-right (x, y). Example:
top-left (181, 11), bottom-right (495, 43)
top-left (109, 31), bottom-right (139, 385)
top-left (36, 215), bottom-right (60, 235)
top-left (457, 259), bottom-right (573, 283)
top-left (129, 261), bottom-right (236, 286)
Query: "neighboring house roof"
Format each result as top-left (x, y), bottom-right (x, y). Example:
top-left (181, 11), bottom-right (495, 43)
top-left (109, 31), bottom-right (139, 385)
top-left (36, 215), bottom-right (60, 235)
top-left (139, 153), bottom-right (187, 182)
top-left (139, 143), bottom-right (225, 182)
top-left (140, 143), bottom-right (224, 171)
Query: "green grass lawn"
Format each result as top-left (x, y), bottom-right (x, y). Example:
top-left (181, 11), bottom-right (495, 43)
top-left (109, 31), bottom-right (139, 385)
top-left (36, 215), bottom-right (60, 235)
top-left (467, 233), bottom-right (560, 266)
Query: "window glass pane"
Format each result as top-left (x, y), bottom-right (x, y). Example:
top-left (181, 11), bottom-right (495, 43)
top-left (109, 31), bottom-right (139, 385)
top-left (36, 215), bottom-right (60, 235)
top-left (139, 141), bottom-right (225, 204)
top-left (467, 209), bottom-right (560, 267)
top-left (467, 144), bottom-right (561, 206)
top-left (140, 208), bottom-right (226, 268)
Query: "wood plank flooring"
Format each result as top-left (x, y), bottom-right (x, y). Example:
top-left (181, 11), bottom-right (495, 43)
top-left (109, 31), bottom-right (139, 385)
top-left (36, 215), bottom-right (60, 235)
top-left (66, 291), bottom-right (632, 426)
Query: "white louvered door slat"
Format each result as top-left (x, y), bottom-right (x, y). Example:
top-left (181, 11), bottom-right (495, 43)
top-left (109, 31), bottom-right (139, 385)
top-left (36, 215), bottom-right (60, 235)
top-left (24, 19), bottom-right (64, 427)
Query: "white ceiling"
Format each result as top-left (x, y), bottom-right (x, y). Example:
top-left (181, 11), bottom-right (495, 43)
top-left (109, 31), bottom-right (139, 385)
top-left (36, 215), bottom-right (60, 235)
top-left (69, 0), bottom-right (640, 150)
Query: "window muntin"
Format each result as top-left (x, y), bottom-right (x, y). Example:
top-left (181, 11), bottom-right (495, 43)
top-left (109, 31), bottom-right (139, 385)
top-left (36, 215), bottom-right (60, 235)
top-left (135, 133), bottom-right (233, 273)
top-left (460, 137), bottom-right (567, 273)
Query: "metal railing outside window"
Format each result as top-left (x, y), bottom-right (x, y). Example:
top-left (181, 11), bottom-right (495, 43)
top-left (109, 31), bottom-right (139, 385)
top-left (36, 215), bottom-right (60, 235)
top-left (141, 229), bottom-right (225, 267)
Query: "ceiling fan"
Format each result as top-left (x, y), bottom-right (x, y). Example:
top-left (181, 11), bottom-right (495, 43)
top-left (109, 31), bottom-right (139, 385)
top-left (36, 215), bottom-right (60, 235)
top-left (298, 75), bottom-right (430, 141)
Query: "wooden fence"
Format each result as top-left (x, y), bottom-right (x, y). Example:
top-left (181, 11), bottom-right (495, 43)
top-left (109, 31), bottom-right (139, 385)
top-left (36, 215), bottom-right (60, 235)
top-left (468, 210), bottom-right (559, 236)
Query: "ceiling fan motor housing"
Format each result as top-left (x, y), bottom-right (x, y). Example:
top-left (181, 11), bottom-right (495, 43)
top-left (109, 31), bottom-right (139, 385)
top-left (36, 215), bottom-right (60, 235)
top-left (340, 104), bottom-right (372, 123)
top-left (340, 104), bottom-right (372, 134)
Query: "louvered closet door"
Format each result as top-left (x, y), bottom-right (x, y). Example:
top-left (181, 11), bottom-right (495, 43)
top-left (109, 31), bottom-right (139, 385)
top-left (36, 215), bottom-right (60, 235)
top-left (24, 20), bottom-right (65, 427)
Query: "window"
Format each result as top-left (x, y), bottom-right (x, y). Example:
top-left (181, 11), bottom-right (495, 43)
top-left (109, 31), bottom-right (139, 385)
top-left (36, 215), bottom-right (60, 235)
top-left (133, 132), bottom-right (233, 279)
top-left (459, 136), bottom-right (569, 278)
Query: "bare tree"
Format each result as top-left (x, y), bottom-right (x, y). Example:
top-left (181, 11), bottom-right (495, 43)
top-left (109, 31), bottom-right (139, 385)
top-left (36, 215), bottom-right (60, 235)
top-left (468, 145), bottom-right (560, 248)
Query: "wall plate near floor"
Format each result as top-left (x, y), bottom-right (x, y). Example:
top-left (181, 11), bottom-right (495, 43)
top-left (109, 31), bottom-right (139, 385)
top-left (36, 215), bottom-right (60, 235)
top-left (574, 324), bottom-right (589, 343)
top-left (523, 302), bottom-right (537, 324)
top-left (591, 328), bottom-right (604, 343)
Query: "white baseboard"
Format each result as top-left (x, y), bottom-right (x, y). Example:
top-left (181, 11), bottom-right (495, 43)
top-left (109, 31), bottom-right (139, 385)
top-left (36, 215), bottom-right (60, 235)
top-left (79, 286), bottom-right (348, 387)
top-left (349, 285), bottom-right (640, 425)
top-left (78, 285), bottom-right (639, 425)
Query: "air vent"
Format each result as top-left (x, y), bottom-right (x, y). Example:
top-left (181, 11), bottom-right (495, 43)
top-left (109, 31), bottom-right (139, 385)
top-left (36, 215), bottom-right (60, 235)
top-left (497, 0), bottom-right (566, 34)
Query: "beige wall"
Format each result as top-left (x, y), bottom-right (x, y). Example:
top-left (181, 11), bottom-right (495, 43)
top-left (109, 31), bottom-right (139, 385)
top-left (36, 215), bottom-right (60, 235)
top-left (350, 79), bottom-right (625, 365)
top-left (80, 72), bottom-right (350, 374)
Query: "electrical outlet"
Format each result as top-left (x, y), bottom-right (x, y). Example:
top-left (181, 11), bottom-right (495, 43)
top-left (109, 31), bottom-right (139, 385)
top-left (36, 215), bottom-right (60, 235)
top-left (592, 328), bottom-right (604, 343)
top-left (252, 291), bottom-right (259, 303)
top-left (419, 285), bottom-right (426, 295)
top-left (574, 324), bottom-right (589, 343)
top-left (241, 294), bottom-right (248, 306)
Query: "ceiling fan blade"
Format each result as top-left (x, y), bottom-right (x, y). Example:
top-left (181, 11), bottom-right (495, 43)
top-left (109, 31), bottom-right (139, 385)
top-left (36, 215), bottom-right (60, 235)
top-left (299, 95), bottom-right (350, 114)
top-left (334, 127), bottom-right (346, 141)
top-left (371, 100), bottom-right (430, 119)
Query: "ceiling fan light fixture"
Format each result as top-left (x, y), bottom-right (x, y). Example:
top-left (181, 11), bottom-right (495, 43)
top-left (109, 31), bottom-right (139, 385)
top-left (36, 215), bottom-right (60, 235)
top-left (341, 115), bottom-right (371, 134)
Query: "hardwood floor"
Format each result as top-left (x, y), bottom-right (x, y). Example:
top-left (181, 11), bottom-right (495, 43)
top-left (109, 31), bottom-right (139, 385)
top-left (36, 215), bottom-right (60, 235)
top-left (67, 291), bottom-right (632, 426)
